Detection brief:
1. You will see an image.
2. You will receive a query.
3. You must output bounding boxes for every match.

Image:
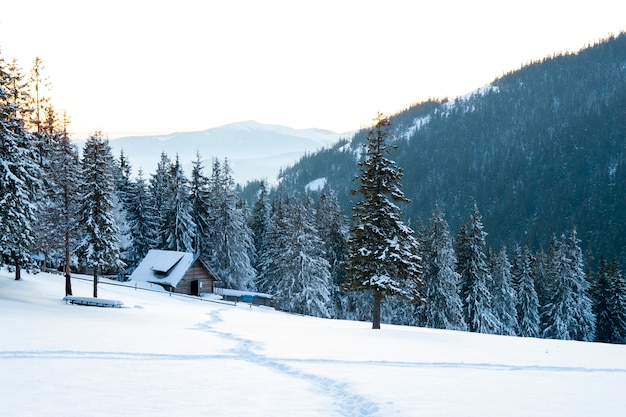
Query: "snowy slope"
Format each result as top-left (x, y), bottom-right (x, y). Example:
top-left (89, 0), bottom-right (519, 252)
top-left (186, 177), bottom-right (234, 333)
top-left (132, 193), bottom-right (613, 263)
top-left (2, 270), bottom-right (626, 417)
top-left (103, 121), bottom-right (353, 185)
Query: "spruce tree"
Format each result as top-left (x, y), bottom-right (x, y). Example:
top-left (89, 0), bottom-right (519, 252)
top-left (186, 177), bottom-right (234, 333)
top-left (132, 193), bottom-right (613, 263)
top-left (515, 247), bottom-right (540, 337)
top-left (205, 159), bottom-right (256, 290)
top-left (315, 186), bottom-right (348, 319)
top-left (456, 203), bottom-right (500, 334)
top-left (150, 152), bottom-right (173, 249)
top-left (125, 169), bottom-right (156, 269)
top-left (163, 156), bottom-right (195, 253)
top-left (272, 197), bottom-right (332, 317)
top-left (189, 153), bottom-right (211, 254)
top-left (344, 113), bottom-right (423, 329)
top-left (249, 180), bottom-right (272, 273)
top-left (75, 132), bottom-right (124, 297)
top-left (422, 206), bottom-right (466, 331)
top-left (490, 247), bottom-right (518, 336)
top-left (592, 257), bottom-right (626, 343)
top-left (542, 230), bottom-right (596, 341)
top-left (0, 56), bottom-right (42, 280)
top-left (46, 112), bottom-right (80, 294)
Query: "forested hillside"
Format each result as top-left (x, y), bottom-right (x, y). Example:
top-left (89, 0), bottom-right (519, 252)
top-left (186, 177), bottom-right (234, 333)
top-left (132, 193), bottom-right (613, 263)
top-left (277, 33), bottom-right (626, 265)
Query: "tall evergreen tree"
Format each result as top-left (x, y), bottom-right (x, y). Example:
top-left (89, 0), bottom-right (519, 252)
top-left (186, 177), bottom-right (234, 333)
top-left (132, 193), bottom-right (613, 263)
top-left (150, 152), bottom-right (173, 249)
top-left (75, 132), bottom-right (124, 297)
top-left (315, 186), bottom-right (348, 319)
top-left (344, 113), bottom-right (423, 329)
top-left (542, 230), bottom-right (596, 341)
top-left (456, 203), bottom-right (500, 334)
top-left (112, 151), bottom-right (134, 267)
top-left (189, 153), bottom-right (211, 254)
top-left (256, 193), bottom-right (289, 295)
top-left (125, 169), bottom-right (156, 269)
top-left (592, 257), bottom-right (626, 344)
top-left (490, 247), bottom-right (518, 336)
top-left (0, 56), bottom-right (42, 280)
top-left (271, 197), bottom-right (332, 317)
top-left (249, 179), bottom-right (272, 273)
top-left (162, 156), bottom-right (195, 252)
top-left (515, 247), bottom-right (541, 337)
top-left (422, 206), bottom-right (466, 331)
top-left (45, 112), bottom-right (80, 294)
top-left (206, 159), bottom-right (256, 290)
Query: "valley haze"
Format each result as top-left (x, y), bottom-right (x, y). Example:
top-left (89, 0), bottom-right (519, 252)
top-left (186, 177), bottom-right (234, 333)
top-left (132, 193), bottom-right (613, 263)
top-left (100, 120), bottom-right (352, 185)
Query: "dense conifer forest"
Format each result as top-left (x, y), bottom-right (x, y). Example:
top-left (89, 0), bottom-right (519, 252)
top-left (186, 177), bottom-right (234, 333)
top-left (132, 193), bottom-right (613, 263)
top-left (277, 33), bottom-right (626, 268)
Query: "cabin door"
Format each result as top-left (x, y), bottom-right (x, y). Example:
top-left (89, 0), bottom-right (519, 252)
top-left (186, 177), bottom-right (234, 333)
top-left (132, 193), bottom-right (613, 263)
top-left (190, 280), bottom-right (199, 296)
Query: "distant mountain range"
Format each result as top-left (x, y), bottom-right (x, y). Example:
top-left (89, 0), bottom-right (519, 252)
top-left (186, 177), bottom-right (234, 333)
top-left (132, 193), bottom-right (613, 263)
top-left (106, 120), bottom-right (353, 184)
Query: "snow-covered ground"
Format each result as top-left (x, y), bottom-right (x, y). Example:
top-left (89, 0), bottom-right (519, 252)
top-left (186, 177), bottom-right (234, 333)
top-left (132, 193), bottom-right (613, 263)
top-left (2, 270), bottom-right (626, 417)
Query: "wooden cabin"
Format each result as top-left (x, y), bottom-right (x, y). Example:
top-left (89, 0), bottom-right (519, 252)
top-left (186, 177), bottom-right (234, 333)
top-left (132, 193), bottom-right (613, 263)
top-left (129, 250), bottom-right (218, 296)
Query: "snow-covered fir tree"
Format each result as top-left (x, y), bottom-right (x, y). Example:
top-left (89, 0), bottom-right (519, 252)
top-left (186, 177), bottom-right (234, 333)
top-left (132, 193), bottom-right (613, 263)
top-left (125, 169), bottom-right (156, 270)
top-left (249, 180), bottom-right (272, 273)
top-left (489, 247), bottom-right (518, 336)
top-left (42, 112), bottom-right (80, 294)
top-left (256, 193), bottom-right (289, 295)
top-left (593, 257), bottom-right (626, 344)
top-left (205, 159), bottom-right (255, 290)
top-left (112, 151), bottom-right (134, 267)
top-left (344, 114), bottom-right (424, 329)
top-left (271, 197), bottom-right (332, 318)
top-left (75, 131), bottom-right (124, 297)
top-left (421, 206), bottom-right (467, 331)
top-left (456, 203), bottom-right (500, 334)
top-left (315, 186), bottom-right (348, 319)
top-left (162, 156), bottom-right (195, 253)
top-left (189, 153), bottom-right (211, 255)
top-left (421, 207), bottom-right (467, 330)
top-left (514, 246), bottom-right (540, 337)
top-left (0, 57), bottom-right (43, 280)
top-left (150, 152), bottom-right (173, 249)
top-left (542, 230), bottom-right (596, 341)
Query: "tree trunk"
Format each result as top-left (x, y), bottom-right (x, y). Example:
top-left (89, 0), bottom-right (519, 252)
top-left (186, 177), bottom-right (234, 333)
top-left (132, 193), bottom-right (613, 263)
top-left (64, 230), bottom-right (72, 296)
top-left (13, 251), bottom-right (21, 281)
top-left (372, 292), bottom-right (381, 329)
top-left (93, 267), bottom-right (98, 298)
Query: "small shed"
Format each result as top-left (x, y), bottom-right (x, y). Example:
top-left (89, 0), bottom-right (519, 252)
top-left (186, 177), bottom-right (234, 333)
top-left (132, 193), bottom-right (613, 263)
top-left (129, 250), bottom-right (217, 296)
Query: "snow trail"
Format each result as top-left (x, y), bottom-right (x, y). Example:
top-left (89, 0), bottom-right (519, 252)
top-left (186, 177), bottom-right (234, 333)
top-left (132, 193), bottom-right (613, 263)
top-left (196, 309), bottom-right (381, 417)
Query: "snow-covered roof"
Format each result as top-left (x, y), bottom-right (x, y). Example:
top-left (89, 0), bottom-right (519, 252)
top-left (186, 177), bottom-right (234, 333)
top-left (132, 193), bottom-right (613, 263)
top-left (129, 250), bottom-right (197, 288)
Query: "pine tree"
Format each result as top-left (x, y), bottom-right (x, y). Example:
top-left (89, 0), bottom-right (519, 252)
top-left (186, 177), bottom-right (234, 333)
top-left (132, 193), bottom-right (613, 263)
top-left (256, 193), bottom-right (289, 295)
top-left (75, 131), bottom-right (124, 297)
top-left (593, 257), bottom-right (626, 344)
top-left (150, 152), bottom-right (173, 249)
top-left (162, 156), bottom-right (195, 253)
top-left (422, 206), bottom-right (466, 331)
top-left (271, 197), bottom-right (332, 317)
top-left (45, 112), bottom-right (80, 294)
top-left (515, 247), bottom-right (540, 337)
top-left (189, 153), bottom-right (211, 254)
top-left (344, 113), bottom-right (423, 329)
top-left (112, 151), bottom-right (134, 267)
top-left (0, 56), bottom-right (43, 280)
top-left (490, 247), bottom-right (518, 336)
top-left (125, 169), bottom-right (157, 268)
top-left (315, 186), bottom-right (348, 319)
top-left (456, 203), bottom-right (500, 334)
top-left (542, 230), bottom-right (596, 341)
top-left (205, 159), bottom-right (255, 290)
top-left (249, 180), bottom-right (272, 272)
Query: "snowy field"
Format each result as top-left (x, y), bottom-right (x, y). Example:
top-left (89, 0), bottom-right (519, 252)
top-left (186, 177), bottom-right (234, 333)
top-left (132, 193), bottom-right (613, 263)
top-left (2, 271), bottom-right (626, 417)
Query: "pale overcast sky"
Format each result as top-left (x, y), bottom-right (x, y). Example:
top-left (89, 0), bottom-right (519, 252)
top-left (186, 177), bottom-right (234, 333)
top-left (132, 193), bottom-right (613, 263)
top-left (1, 0), bottom-right (625, 138)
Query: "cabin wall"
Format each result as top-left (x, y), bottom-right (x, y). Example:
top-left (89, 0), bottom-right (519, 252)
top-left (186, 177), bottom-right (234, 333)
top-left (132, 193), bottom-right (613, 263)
top-left (174, 262), bottom-right (215, 295)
